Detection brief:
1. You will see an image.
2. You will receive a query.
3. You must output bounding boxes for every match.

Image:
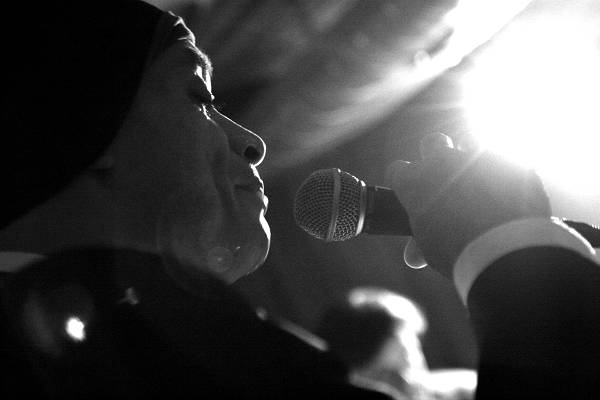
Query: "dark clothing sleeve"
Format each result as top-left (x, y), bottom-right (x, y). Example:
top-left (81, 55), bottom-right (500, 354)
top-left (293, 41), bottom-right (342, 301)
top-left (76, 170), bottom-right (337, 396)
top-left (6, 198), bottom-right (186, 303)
top-left (467, 247), bottom-right (600, 399)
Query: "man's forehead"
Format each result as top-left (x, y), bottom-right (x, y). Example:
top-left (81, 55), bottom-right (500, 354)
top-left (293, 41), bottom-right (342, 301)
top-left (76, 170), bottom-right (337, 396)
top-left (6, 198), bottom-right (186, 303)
top-left (160, 13), bottom-right (213, 78)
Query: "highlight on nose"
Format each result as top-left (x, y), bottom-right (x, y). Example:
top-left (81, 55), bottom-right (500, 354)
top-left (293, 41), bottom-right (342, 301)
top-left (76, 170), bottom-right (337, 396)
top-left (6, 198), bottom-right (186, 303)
top-left (239, 134), bottom-right (266, 165)
top-left (223, 116), bottom-right (266, 165)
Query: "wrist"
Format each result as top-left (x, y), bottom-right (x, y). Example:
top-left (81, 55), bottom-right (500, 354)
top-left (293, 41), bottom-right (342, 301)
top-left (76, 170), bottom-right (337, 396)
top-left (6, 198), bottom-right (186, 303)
top-left (453, 217), bottom-right (599, 304)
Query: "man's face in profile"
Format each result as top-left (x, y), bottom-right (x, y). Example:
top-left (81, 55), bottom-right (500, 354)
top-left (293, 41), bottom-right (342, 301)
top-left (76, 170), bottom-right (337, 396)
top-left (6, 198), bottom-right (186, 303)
top-left (107, 18), bottom-right (270, 284)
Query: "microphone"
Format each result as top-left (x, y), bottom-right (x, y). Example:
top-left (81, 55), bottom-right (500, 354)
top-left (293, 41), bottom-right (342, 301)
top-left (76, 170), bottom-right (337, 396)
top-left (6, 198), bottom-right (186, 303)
top-left (293, 168), bottom-right (411, 242)
top-left (293, 168), bottom-right (600, 247)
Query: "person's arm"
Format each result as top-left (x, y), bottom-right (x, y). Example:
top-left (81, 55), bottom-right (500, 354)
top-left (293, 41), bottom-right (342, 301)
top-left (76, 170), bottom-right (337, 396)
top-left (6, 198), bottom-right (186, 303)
top-left (388, 133), bottom-right (600, 398)
top-left (469, 246), bottom-right (600, 398)
top-left (457, 219), bottom-right (600, 398)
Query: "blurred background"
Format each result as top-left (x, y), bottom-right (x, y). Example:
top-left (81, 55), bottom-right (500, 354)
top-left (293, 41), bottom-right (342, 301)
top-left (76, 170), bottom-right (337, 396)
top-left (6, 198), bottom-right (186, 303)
top-left (149, 0), bottom-right (600, 370)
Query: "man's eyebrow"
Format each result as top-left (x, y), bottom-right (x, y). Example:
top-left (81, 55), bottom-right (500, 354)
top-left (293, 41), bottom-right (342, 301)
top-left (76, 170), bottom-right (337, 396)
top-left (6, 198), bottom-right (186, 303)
top-left (184, 43), bottom-right (213, 79)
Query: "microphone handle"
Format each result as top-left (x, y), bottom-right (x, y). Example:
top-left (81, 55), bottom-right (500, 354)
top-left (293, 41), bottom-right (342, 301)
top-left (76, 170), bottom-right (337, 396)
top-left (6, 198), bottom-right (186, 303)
top-left (362, 187), bottom-right (600, 248)
top-left (362, 186), bottom-right (412, 236)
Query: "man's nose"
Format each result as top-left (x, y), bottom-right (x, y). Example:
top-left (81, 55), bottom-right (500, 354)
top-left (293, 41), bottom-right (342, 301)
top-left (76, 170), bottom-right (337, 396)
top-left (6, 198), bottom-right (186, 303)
top-left (229, 126), bottom-right (266, 166)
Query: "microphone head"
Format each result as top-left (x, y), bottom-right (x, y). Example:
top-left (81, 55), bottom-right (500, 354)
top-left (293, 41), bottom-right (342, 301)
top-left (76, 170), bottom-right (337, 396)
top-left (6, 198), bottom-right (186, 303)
top-left (293, 168), bottom-right (366, 241)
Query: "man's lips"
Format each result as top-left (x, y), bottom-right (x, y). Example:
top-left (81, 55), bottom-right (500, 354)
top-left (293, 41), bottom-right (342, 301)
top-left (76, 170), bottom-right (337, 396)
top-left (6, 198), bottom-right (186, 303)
top-left (235, 180), bottom-right (268, 213)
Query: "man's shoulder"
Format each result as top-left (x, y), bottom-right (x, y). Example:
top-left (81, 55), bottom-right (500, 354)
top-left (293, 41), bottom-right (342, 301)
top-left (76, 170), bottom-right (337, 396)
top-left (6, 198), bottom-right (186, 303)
top-left (0, 247), bottom-right (386, 398)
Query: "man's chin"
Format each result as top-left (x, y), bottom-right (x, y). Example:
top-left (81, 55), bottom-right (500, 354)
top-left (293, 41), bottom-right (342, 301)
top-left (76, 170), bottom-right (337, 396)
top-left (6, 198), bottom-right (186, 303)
top-left (220, 239), bottom-right (270, 283)
top-left (224, 217), bottom-right (271, 282)
top-left (157, 214), bottom-right (270, 284)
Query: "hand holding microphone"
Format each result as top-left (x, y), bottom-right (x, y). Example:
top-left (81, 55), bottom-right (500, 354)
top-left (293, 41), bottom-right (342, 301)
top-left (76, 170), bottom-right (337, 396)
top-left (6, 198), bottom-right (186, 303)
top-left (294, 133), bottom-right (600, 278)
top-left (294, 132), bottom-right (553, 278)
top-left (386, 132), bottom-right (551, 277)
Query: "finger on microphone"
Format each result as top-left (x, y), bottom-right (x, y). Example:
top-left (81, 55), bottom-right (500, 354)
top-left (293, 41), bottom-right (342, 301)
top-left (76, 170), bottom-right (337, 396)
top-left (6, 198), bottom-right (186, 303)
top-left (404, 238), bottom-right (427, 269)
top-left (419, 132), bottom-right (455, 161)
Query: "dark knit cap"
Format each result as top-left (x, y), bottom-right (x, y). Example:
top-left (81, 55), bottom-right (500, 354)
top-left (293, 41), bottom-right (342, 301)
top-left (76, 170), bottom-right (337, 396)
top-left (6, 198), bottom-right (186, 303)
top-left (1, 0), bottom-right (165, 228)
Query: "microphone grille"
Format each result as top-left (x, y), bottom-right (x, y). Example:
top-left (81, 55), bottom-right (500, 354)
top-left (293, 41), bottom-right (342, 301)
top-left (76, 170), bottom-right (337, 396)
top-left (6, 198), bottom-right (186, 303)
top-left (293, 168), bottom-right (364, 241)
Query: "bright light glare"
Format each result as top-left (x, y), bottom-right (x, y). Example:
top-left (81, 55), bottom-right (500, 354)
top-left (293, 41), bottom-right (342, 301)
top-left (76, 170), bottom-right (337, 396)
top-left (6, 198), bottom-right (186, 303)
top-left (442, 0), bottom-right (532, 67)
top-left (65, 316), bottom-right (86, 342)
top-left (462, 15), bottom-right (600, 194)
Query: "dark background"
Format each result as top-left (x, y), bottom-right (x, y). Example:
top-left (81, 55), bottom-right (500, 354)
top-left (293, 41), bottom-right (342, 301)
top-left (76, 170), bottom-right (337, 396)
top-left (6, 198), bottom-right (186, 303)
top-left (148, 0), bottom-right (599, 370)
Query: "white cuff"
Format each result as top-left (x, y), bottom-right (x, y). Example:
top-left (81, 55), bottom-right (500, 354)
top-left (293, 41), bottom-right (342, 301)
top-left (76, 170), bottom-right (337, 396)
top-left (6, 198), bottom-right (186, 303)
top-left (453, 217), bottom-right (599, 305)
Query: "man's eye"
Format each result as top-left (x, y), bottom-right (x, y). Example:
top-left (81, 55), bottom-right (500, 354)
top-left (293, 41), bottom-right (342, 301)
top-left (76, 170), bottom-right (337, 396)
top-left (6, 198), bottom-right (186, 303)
top-left (190, 88), bottom-right (214, 106)
top-left (195, 94), bottom-right (226, 114)
top-left (191, 81), bottom-right (212, 100)
top-left (190, 76), bottom-right (214, 106)
top-left (200, 93), bottom-right (215, 106)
